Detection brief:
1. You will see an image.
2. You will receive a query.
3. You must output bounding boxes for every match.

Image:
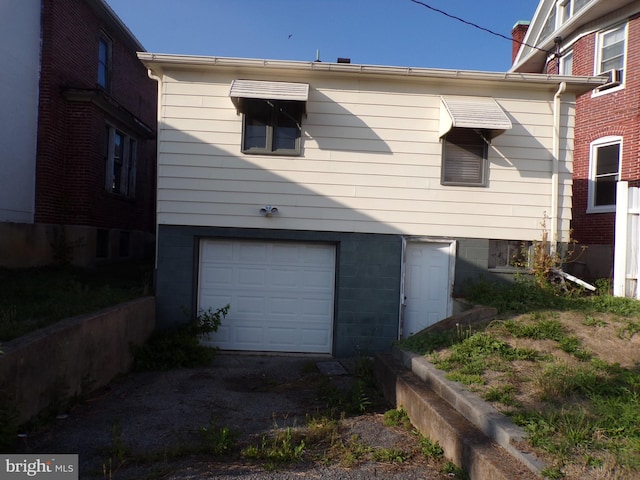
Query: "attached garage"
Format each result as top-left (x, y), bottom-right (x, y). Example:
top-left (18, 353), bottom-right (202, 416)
top-left (198, 239), bottom-right (336, 353)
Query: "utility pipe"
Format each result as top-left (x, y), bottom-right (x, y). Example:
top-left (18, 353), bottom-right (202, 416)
top-left (147, 68), bottom-right (163, 270)
top-left (551, 82), bottom-right (567, 255)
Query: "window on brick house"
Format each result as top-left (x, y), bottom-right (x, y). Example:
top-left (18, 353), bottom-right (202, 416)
top-left (588, 137), bottom-right (621, 213)
top-left (98, 35), bottom-right (112, 90)
top-left (559, 50), bottom-right (573, 75)
top-left (595, 24), bottom-right (626, 92)
top-left (105, 125), bottom-right (137, 197)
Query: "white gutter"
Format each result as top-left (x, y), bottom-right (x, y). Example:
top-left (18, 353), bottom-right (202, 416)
top-left (137, 53), bottom-right (605, 92)
top-left (147, 68), bottom-right (163, 270)
top-left (551, 81), bottom-right (567, 254)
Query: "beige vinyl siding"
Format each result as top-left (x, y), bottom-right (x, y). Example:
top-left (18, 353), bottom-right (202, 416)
top-left (156, 70), bottom-right (574, 241)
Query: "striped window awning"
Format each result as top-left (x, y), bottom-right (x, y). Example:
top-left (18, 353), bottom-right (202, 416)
top-left (439, 96), bottom-right (512, 138)
top-left (229, 79), bottom-right (309, 112)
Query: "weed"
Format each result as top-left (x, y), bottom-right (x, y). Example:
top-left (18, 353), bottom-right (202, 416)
top-left (372, 447), bottom-right (409, 463)
top-left (418, 435), bottom-right (444, 459)
top-left (109, 420), bottom-right (127, 468)
top-left (332, 435), bottom-right (373, 467)
top-left (558, 335), bottom-right (592, 361)
top-left (482, 384), bottom-right (518, 406)
top-left (133, 304), bottom-right (229, 371)
top-left (617, 320), bottom-right (640, 340)
top-left (317, 377), bottom-right (374, 416)
top-left (540, 465), bottom-right (565, 479)
top-left (304, 414), bottom-right (340, 446)
top-left (383, 408), bottom-right (413, 430)
top-left (242, 427), bottom-right (306, 470)
top-left (442, 460), bottom-right (468, 479)
top-left (396, 329), bottom-right (458, 355)
top-left (583, 315), bottom-right (608, 327)
top-left (502, 317), bottom-right (565, 340)
top-left (199, 417), bottom-right (237, 456)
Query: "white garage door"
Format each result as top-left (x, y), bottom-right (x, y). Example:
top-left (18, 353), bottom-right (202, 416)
top-left (198, 239), bottom-right (336, 353)
top-left (402, 242), bottom-right (453, 338)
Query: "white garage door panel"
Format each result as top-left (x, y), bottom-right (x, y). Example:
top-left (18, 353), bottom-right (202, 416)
top-left (199, 239), bottom-right (336, 353)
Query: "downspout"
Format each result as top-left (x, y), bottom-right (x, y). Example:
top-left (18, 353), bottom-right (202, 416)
top-left (551, 82), bottom-right (567, 255)
top-left (147, 68), bottom-right (162, 270)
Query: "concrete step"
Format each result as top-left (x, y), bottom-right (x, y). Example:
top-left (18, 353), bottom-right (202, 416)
top-left (375, 351), bottom-right (543, 480)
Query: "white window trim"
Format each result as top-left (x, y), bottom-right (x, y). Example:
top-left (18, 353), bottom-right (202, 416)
top-left (587, 136), bottom-right (622, 214)
top-left (105, 124), bottom-right (137, 198)
top-left (592, 23), bottom-right (627, 97)
top-left (559, 49), bottom-right (573, 75)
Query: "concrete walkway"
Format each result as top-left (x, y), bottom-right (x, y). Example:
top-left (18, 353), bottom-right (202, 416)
top-left (375, 348), bottom-right (545, 480)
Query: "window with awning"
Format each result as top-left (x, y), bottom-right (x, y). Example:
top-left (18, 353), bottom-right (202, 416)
top-left (439, 96), bottom-right (511, 187)
top-left (229, 80), bottom-right (309, 155)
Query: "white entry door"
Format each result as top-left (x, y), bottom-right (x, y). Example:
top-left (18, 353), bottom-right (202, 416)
top-left (198, 239), bottom-right (336, 353)
top-left (402, 241), bottom-right (453, 338)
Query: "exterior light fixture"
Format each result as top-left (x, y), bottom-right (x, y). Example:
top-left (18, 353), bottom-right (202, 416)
top-left (260, 205), bottom-right (278, 217)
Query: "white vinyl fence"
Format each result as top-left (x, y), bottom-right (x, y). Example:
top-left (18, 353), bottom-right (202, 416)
top-left (613, 181), bottom-right (640, 298)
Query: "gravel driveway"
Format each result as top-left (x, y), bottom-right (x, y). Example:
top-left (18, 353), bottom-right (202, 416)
top-left (16, 354), bottom-right (456, 479)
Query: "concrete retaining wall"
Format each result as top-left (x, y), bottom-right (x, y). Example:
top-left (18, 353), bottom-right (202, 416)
top-left (0, 297), bottom-right (155, 424)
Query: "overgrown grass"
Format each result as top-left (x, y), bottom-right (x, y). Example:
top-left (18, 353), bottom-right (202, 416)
top-left (465, 276), bottom-right (640, 317)
top-left (398, 277), bottom-right (640, 479)
top-left (0, 261), bottom-right (152, 341)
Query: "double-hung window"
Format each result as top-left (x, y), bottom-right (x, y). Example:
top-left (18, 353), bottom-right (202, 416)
top-left (242, 99), bottom-right (303, 155)
top-left (98, 35), bottom-right (112, 90)
top-left (441, 128), bottom-right (488, 186)
top-left (595, 24), bottom-right (626, 91)
top-left (588, 137), bottom-right (621, 212)
top-left (559, 50), bottom-right (573, 75)
top-left (105, 125), bottom-right (137, 197)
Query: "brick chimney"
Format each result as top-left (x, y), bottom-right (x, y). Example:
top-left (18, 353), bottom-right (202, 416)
top-left (511, 21), bottom-right (530, 65)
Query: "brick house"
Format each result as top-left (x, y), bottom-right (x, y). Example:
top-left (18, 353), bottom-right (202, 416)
top-left (0, 0), bottom-right (156, 267)
top-left (511, 0), bottom-right (640, 279)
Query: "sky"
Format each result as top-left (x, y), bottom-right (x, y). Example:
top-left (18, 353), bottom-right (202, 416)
top-left (104, 0), bottom-right (538, 72)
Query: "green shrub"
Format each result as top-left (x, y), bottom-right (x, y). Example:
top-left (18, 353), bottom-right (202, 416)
top-left (133, 305), bottom-right (229, 371)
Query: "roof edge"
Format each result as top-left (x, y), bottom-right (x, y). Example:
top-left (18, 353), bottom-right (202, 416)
top-left (138, 53), bottom-right (606, 93)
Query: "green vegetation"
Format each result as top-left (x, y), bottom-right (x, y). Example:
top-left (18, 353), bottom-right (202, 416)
top-left (132, 304), bottom-right (229, 371)
top-left (242, 427), bottom-right (306, 471)
top-left (0, 261), bottom-right (152, 341)
top-left (397, 276), bottom-right (640, 479)
top-left (383, 408), bottom-right (413, 430)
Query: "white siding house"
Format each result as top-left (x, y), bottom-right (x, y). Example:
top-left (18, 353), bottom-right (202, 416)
top-left (139, 54), bottom-right (603, 356)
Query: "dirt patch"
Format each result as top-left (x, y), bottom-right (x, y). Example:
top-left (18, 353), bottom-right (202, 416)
top-left (12, 355), bottom-right (452, 479)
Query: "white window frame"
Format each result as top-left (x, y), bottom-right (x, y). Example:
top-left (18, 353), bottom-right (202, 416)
top-left (105, 125), bottom-right (137, 198)
top-left (559, 49), bottom-right (573, 75)
top-left (587, 136), bottom-right (622, 214)
top-left (593, 23), bottom-right (627, 96)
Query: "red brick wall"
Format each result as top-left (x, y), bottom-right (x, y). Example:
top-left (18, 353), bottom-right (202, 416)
top-left (35, 0), bottom-right (156, 234)
top-left (561, 15), bottom-right (640, 246)
top-left (511, 23), bottom-right (530, 64)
